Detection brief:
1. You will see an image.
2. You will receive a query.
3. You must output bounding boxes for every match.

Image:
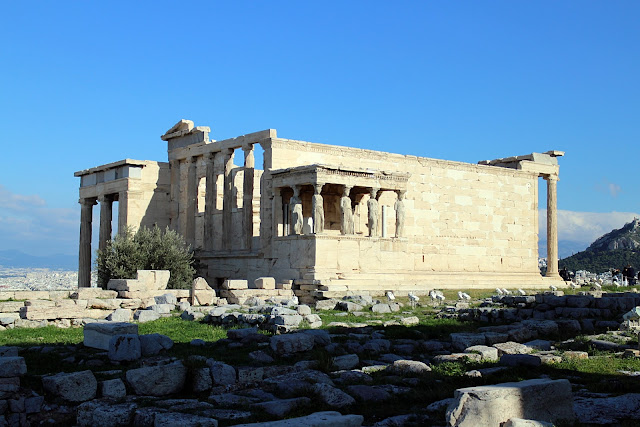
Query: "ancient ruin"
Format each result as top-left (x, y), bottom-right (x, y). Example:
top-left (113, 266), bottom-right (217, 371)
top-left (75, 119), bottom-right (565, 294)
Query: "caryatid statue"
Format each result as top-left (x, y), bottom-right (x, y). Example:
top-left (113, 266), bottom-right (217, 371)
top-left (395, 190), bottom-right (406, 238)
top-left (340, 185), bottom-right (354, 235)
top-left (290, 186), bottom-right (303, 235)
top-left (312, 183), bottom-right (324, 234)
top-left (367, 187), bottom-right (380, 237)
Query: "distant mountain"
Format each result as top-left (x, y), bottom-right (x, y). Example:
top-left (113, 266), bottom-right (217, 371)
top-left (0, 250), bottom-right (77, 270)
top-left (539, 240), bottom-right (590, 260)
top-left (559, 218), bottom-right (640, 273)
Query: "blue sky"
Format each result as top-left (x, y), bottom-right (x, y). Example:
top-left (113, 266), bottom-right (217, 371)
top-left (1, 1), bottom-right (639, 258)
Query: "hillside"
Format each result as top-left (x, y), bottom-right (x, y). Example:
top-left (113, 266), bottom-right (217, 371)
top-left (559, 218), bottom-right (640, 273)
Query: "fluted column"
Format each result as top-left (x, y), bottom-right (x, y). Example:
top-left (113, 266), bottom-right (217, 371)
top-left (185, 156), bottom-right (197, 248)
top-left (169, 159), bottom-right (180, 231)
top-left (222, 148), bottom-right (234, 249)
top-left (243, 144), bottom-right (255, 250)
top-left (545, 175), bottom-right (560, 277)
top-left (118, 191), bottom-right (128, 235)
top-left (340, 185), bottom-right (354, 235)
top-left (78, 198), bottom-right (96, 288)
top-left (204, 152), bottom-right (216, 251)
top-left (367, 187), bottom-right (380, 237)
top-left (312, 183), bottom-right (325, 234)
top-left (98, 194), bottom-right (113, 252)
top-left (394, 190), bottom-right (406, 238)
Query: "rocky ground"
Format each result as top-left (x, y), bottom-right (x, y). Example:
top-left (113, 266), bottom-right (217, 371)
top-left (1, 290), bottom-right (640, 426)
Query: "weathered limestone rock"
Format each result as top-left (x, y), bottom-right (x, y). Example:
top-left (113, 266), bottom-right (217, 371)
top-left (155, 293), bottom-right (177, 305)
top-left (446, 378), bottom-right (575, 426)
top-left (139, 333), bottom-right (174, 356)
top-left (465, 345), bottom-right (499, 361)
top-left (99, 378), bottom-right (127, 399)
top-left (191, 277), bottom-right (216, 306)
top-left (233, 411), bottom-right (363, 427)
top-left (313, 383), bottom-right (356, 408)
top-left (207, 359), bottom-right (236, 386)
top-left (133, 310), bottom-right (160, 323)
top-left (315, 299), bottom-right (338, 310)
top-left (346, 385), bottom-right (392, 403)
top-left (251, 397), bottom-right (311, 417)
top-left (332, 354), bottom-right (359, 371)
top-left (573, 393), bottom-right (640, 425)
top-left (106, 308), bottom-right (132, 322)
top-left (72, 288), bottom-right (118, 300)
top-left (222, 279), bottom-right (248, 290)
top-left (252, 277), bottom-right (276, 290)
top-left (371, 303), bottom-right (391, 314)
top-left (451, 333), bottom-right (486, 351)
top-left (270, 333), bottom-right (315, 355)
top-left (493, 341), bottom-right (534, 356)
top-left (154, 412), bottom-right (219, 427)
top-left (42, 370), bottom-right (97, 402)
top-left (76, 400), bottom-right (137, 427)
top-left (0, 357), bottom-right (26, 378)
top-left (108, 334), bottom-right (141, 361)
top-left (87, 298), bottom-right (120, 310)
top-left (125, 361), bottom-right (186, 396)
top-left (390, 359), bottom-right (431, 375)
top-left (504, 419), bottom-right (553, 427)
top-left (192, 367), bottom-right (213, 392)
top-left (83, 322), bottom-right (138, 350)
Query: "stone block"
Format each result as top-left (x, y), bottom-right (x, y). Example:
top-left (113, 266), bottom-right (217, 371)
top-left (76, 400), bottom-right (136, 426)
top-left (125, 361), bottom-right (186, 396)
top-left (446, 379), bottom-right (575, 426)
top-left (207, 360), bottom-right (236, 385)
top-left (191, 289), bottom-right (216, 306)
top-left (222, 280), bottom-right (248, 290)
top-left (106, 308), bottom-right (132, 322)
top-left (42, 370), bottom-right (97, 403)
top-left (108, 334), bottom-right (141, 361)
top-left (252, 277), bottom-right (276, 289)
top-left (270, 333), bottom-right (315, 355)
top-left (465, 345), bottom-right (499, 361)
top-left (232, 411), bottom-right (363, 427)
top-left (72, 288), bottom-right (118, 300)
top-left (140, 333), bottom-right (173, 356)
top-left (100, 378), bottom-right (127, 399)
top-left (87, 298), bottom-right (120, 310)
top-left (83, 322), bottom-right (138, 350)
top-left (134, 310), bottom-right (160, 323)
top-left (20, 306), bottom-right (88, 321)
top-left (0, 357), bottom-right (26, 378)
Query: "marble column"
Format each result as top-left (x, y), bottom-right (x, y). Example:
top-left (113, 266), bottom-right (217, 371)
top-left (545, 175), bottom-right (560, 277)
top-left (367, 187), bottom-right (380, 237)
top-left (185, 156), bottom-right (197, 248)
top-left (394, 190), bottom-right (406, 238)
top-left (222, 148), bottom-right (234, 249)
top-left (340, 185), bottom-right (354, 235)
top-left (169, 159), bottom-right (180, 231)
top-left (243, 144), bottom-right (255, 250)
top-left (118, 191), bottom-right (128, 235)
top-left (204, 152), bottom-right (216, 251)
top-left (290, 185), bottom-right (303, 235)
top-left (312, 183), bottom-right (325, 234)
top-left (98, 194), bottom-right (113, 252)
top-left (78, 197), bottom-right (96, 288)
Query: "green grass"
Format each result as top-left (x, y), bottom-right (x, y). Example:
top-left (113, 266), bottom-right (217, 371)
top-left (0, 325), bottom-right (83, 346)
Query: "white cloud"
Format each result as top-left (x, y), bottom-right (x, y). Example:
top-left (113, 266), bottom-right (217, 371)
top-left (0, 184), bottom-right (79, 255)
top-left (595, 179), bottom-right (622, 198)
top-left (539, 209), bottom-right (640, 246)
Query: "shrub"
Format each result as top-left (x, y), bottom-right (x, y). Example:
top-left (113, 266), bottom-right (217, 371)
top-left (96, 226), bottom-right (195, 289)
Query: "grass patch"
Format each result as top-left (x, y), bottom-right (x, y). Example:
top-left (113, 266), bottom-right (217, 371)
top-left (0, 325), bottom-right (83, 347)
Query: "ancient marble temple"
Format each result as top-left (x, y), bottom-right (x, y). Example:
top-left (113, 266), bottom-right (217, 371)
top-left (75, 119), bottom-right (565, 295)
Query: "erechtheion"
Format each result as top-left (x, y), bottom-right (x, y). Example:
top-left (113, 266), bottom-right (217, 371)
top-left (75, 119), bottom-right (565, 296)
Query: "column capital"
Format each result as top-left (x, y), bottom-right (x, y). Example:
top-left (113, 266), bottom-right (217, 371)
top-left (97, 194), bottom-right (112, 203)
top-left (342, 185), bottom-right (353, 197)
top-left (313, 183), bottom-right (324, 194)
top-left (79, 198), bottom-right (97, 206)
top-left (292, 184), bottom-right (301, 197)
top-left (206, 151), bottom-right (216, 161)
top-left (369, 187), bottom-right (380, 198)
top-left (185, 155), bottom-right (198, 164)
top-left (242, 143), bottom-right (254, 152)
top-left (223, 147), bottom-right (234, 156)
top-left (542, 174), bottom-right (559, 182)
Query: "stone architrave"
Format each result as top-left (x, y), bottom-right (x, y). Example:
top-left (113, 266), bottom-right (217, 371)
top-left (340, 186), bottom-right (354, 235)
top-left (367, 188), bottom-right (380, 237)
top-left (394, 190), bottom-right (406, 238)
top-left (312, 183), bottom-right (324, 234)
top-left (290, 186), bottom-right (303, 235)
